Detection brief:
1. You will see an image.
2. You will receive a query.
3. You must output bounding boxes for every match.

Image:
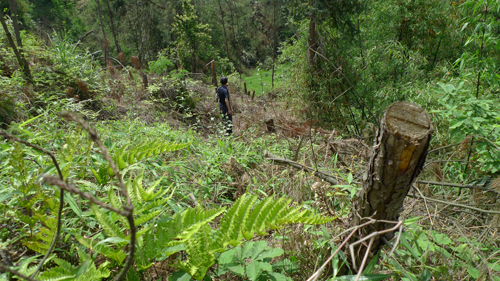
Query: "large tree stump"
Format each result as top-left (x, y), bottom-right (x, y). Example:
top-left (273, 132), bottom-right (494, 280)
top-left (348, 102), bottom-right (433, 270)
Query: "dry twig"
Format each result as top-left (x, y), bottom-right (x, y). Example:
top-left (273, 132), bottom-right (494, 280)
top-left (0, 130), bottom-right (64, 278)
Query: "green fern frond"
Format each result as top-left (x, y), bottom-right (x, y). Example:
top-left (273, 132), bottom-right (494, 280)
top-left (16, 255), bottom-right (42, 276)
top-left (108, 187), bottom-right (122, 210)
top-left (135, 209), bottom-right (162, 226)
top-left (38, 252), bottom-right (110, 281)
top-left (219, 193), bottom-right (258, 246)
top-left (172, 206), bottom-right (226, 245)
top-left (73, 180), bottom-right (101, 192)
top-left (144, 177), bottom-right (165, 201)
top-left (125, 176), bottom-right (140, 204)
top-left (24, 217), bottom-right (57, 254)
top-left (91, 204), bottom-right (125, 239)
top-left (177, 193), bottom-right (336, 280)
top-left (132, 173), bottom-right (145, 204)
top-left (177, 224), bottom-right (215, 280)
top-left (77, 247), bottom-right (89, 263)
top-left (74, 233), bottom-right (126, 263)
top-left (107, 140), bottom-right (191, 172)
top-left (242, 196), bottom-right (272, 239)
top-left (38, 272), bottom-right (76, 281)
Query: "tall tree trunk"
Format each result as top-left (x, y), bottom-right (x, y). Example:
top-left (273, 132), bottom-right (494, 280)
top-left (224, 0), bottom-right (241, 70)
top-left (8, 0), bottom-right (22, 48)
top-left (95, 0), bottom-right (109, 65)
top-left (308, 0), bottom-right (316, 66)
top-left (0, 8), bottom-right (32, 82)
top-left (104, 0), bottom-right (123, 54)
top-left (347, 102), bottom-right (433, 272)
top-left (134, 0), bottom-right (145, 62)
top-left (216, 0), bottom-right (230, 57)
top-left (271, 0), bottom-right (277, 90)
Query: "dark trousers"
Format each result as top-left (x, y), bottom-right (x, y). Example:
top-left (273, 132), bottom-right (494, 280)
top-left (221, 111), bottom-right (233, 135)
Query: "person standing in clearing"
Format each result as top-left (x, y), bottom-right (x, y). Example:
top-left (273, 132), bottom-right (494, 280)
top-left (218, 76), bottom-right (233, 135)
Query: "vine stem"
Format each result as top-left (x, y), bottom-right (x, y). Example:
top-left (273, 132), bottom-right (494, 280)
top-left (0, 130), bottom-right (64, 278)
top-left (58, 112), bottom-right (135, 281)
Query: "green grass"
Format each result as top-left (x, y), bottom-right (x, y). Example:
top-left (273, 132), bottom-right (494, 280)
top-left (242, 64), bottom-right (290, 95)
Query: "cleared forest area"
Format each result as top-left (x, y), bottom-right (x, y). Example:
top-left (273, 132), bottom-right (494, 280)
top-left (1, 0), bottom-right (500, 280)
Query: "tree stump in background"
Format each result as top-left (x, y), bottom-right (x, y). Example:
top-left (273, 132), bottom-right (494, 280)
top-left (348, 101), bottom-right (434, 271)
top-left (265, 118), bottom-right (275, 132)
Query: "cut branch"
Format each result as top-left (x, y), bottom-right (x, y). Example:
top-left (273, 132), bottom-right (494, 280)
top-left (264, 150), bottom-right (338, 185)
top-left (407, 194), bottom-right (500, 215)
top-left (416, 180), bottom-right (499, 195)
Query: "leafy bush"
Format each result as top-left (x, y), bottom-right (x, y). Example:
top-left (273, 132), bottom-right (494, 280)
top-left (432, 81), bottom-right (500, 173)
top-left (216, 241), bottom-right (294, 281)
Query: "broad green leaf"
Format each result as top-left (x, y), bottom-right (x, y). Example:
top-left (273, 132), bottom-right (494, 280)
top-left (363, 251), bottom-right (379, 274)
top-left (218, 248), bottom-right (238, 265)
top-left (170, 270), bottom-right (192, 281)
top-left (334, 274), bottom-right (393, 280)
top-left (64, 192), bottom-right (82, 217)
top-left (95, 237), bottom-right (129, 246)
top-left (228, 265), bottom-right (245, 278)
top-left (403, 217), bottom-right (422, 225)
top-left (467, 267), bottom-right (481, 279)
top-left (431, 231), bottom-right (452, 245)
top-left (246, 261), bottom-right (263, 281)
top-left (257, 248), bottom-right (284, 261)
top-left (400, 232), bottom-right (421, 260)
top-left (267, 272), bottom-right (290, 281)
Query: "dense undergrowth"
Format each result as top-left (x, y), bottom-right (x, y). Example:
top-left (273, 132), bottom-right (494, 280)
top-left (1, 1), bottom-right (500, 280)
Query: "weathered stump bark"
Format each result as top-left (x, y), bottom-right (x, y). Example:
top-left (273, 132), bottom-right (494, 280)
top-left (348, 102), bottom-right (433, 270)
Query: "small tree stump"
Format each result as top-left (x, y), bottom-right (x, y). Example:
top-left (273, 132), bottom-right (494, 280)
top-left (347, 102), bottom-right (434, 271)
top-left (265, 118), bottom-right (275, 132)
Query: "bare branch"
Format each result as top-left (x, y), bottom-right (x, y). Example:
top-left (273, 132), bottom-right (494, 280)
top-left (407, 194), bottom-right (500, 214)
top-left (416, 180), bottom-right (499, 195)
top-left (42, 175), bottom-right (128, 216)
top-left (0, 263), bottom-right (39, 281)
top-left (0, 130), bottom-right (64, 278)
top-left (59, 112), bottom-right (131, 206)
top-left (264, 150), bottom-right (339, 185)
top-left (57, 112), bottom-right (135, 281)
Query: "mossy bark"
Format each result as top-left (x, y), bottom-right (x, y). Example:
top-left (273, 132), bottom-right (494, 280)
top-left (348, 101), bottom-right (434, 270)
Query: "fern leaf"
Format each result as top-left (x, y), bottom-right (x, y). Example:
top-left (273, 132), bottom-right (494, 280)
top-left (74, 180), bottom-right (101, 192)
top-left (74, 233), bottom-right (126, 263)
top-left (132, 173), bottom-right (145, 204)
top-left (91, 204), bottom-right (125, 238)
top-left (24, 217), bottom-right (57, 254)
top-left (243, 196), bottom-right (275, 239)
top-left (135, 209), bottom-right (162, 226)
top-left (219, 194), bottom-right (258, 246)
top-left (125, 177), bottom-right (140, 204)
top-left (173, 207), bottom-right (226, 243)
top-left (143, 177), bottom-right (165, 201)
top-left (108, 187), bottom-right (122, 210)
top-left (178, 224), bottom-right (215, 280)
top-left (38, 272), bottom-right (76, 281)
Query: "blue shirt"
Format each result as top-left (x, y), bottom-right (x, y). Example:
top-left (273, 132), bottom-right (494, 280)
top-left (218, 85), bottom-right (230, 112)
